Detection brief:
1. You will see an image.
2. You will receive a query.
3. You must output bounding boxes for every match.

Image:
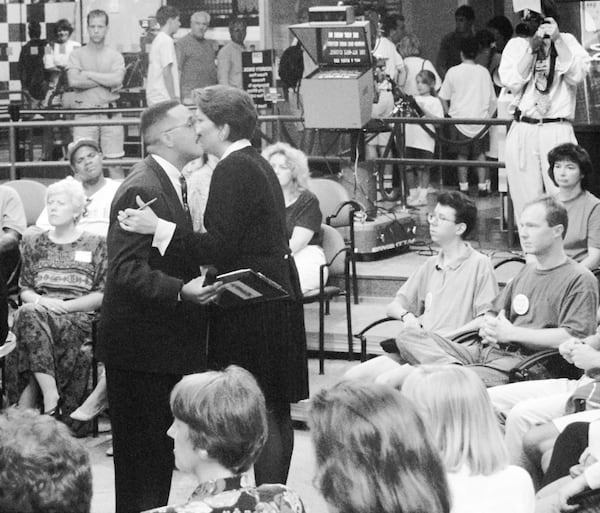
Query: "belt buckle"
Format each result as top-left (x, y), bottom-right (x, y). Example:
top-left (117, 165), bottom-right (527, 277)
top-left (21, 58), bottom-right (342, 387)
top-left (537, 118), bottom-right (544, 126)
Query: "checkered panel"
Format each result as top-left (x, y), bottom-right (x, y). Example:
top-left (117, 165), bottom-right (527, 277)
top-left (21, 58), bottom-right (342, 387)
top-left (0, 0), bottom-right (77, 106)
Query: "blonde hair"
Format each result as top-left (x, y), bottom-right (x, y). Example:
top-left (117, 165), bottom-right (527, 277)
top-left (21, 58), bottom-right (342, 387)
top-left (262, 142), bottom-right (310, 191)
top-left (46, 177), bottom-right (87, 220)
top-left (309, 381), bottom-right (450, 513)
top-left (397, 34), bottom-right (421, 57)
top-left (402, 365), bottom-right (508, 475)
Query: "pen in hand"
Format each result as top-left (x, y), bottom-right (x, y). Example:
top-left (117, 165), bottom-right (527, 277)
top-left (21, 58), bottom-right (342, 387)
top-left (137, 197), bottom-right (157, 210)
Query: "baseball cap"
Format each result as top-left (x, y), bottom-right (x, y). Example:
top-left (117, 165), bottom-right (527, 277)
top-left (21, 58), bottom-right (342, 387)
top-left (67, 138), bottom-right (101, 166)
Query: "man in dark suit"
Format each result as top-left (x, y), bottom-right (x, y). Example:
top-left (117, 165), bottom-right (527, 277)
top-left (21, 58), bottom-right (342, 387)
top-left (96, 100), bottom-right (221, 513)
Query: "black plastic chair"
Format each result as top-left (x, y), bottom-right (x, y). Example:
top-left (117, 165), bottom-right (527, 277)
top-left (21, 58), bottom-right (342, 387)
top-left (303, 224), bottom-right (353, 375)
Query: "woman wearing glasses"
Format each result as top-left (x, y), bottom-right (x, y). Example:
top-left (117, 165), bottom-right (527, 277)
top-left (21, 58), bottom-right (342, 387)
top-left (345, 191), bottom-right (498, 383)
top-left (118, 87), bottom-right (307, 486)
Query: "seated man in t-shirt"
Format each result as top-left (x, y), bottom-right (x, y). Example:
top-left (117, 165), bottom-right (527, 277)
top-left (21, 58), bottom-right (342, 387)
top-left (348, 195), bottom-right (598, 388)
top-left (345, 191), bottom-right (498, 382)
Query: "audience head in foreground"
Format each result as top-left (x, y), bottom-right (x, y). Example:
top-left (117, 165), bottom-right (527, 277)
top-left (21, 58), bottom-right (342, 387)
top-left (145, 366), bottom-right (305, 513)
top-left (169, 365), bottom-right (268, 479)
top-left (0, 408), bottom-right (92, 513)
top-left (402, 366), bottom-right (535, 513)
top-left (309, 381), bottom-right (451, 513)
top-left (403, 365), bottom-right (508, 474)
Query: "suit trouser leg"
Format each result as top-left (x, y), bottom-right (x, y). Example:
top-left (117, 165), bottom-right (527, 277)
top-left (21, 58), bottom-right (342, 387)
top-left (106, 366), bottom-right (180, 513)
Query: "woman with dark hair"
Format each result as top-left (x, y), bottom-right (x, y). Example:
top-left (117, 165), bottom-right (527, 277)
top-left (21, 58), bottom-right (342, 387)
top-left (145, 366), bottom-right (305, 513)
top-left (44, 18), bottom-right (80, 104)
top-left (118, 87), bottom-right (308, 486)
top-left (548, 143), bottom-right (600, 269)
top-left (309, 381), bottom-right (451, 513)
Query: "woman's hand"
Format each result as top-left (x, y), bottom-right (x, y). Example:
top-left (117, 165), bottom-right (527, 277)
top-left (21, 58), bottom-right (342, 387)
top-left (36, 296), bottom-right (69, 314)
top-left (180, 278), bottom-right (223, 305)
top-left (118, 195), bottom-right (159, 235)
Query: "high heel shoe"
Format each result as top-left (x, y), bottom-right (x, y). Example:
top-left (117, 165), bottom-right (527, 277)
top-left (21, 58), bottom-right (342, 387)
top-left (43, 399), bottom-right (62, 419)
top-left (70, 394), bottom-right (108, 422)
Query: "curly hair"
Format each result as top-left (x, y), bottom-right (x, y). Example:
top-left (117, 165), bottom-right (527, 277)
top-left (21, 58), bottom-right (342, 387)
top-left (46, 176), bottom-right (87, 222)
top-left (0, 408), bottom-right (92, 513)
top-left (262, 142), bottom-right (310, 191)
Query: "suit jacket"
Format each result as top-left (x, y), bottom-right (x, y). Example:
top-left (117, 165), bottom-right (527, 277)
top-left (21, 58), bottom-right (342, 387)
top-left (96, 156), bottom-right (207, 375)
top-left (169, 146), bottom-right (298, 298)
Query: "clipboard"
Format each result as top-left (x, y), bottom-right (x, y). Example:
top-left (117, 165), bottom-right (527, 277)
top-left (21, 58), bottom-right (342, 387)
top-left (215, 268), bottom-right (289, 308)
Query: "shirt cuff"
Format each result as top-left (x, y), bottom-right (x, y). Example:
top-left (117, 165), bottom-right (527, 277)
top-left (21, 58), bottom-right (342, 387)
top-left (584, 462), bottom-right (600, 490)
top-left (153, 218), bottom-right (176, 256)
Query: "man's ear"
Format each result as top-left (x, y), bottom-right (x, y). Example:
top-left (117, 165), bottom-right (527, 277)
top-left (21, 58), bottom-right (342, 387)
top-left (219, 123), bottom-right (231, 142)
top-left (455, 221), bottom-right (467, 237)
top-left (552, 223), bottom-right (565, 239)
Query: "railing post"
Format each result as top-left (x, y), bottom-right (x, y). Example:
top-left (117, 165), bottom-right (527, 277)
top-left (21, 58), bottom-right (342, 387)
top-left (8, 125), bottom-right (17, 181)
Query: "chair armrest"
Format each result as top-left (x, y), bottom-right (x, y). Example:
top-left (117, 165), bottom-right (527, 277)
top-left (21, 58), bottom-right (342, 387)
top-left (449, 329), bottom-right (480, 344)
top-left (493, 255), bottom-right (526, 270)
top-left (326, 200), bottom-right (362, 226)
top-left (509, 349), bottom-right (582, 382)
top-left (354, 316), bottom-right (400, 339)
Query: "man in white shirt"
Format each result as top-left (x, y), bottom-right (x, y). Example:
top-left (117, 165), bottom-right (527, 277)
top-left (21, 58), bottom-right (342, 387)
top-left (499, 0), bottom-right (590, 219)
top-left (146, 5), bottom-right (181, 106)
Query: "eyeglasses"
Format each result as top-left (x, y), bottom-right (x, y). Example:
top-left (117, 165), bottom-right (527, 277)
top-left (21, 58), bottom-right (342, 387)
top-left (163, 116), bottom-right (197, 133)
top-left (427, 212), bottom-right (456, 224)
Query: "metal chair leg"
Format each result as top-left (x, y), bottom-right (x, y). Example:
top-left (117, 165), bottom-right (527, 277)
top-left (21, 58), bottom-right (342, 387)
top-left (319, 296), bottom-right (325, 375)
top-left (345, 253), bottom-right (353, 360)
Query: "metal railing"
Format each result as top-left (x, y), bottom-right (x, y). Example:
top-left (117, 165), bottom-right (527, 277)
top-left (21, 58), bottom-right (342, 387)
top-left (0, 107), bottom-right (518, 242)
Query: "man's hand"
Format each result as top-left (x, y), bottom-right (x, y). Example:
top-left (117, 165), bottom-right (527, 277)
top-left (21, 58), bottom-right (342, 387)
top-left (570, 343), bottom-right (600, 371)
top-left (479, 310), bottom-right (514, 345)
top-left (401, 313), bottom-right (422, 330)
top-left (557, 475), bottom-right (587, 512)
top-left (537, 17), bottom-right (560, 42)
top-left (559, 338), bottom-right (582, 363)
top-left (118, 195), bottom-right (159, 235)
top-left (36, 297), bottom-right (69, 314)
top-left (180, 278), bottom-right (223, 305)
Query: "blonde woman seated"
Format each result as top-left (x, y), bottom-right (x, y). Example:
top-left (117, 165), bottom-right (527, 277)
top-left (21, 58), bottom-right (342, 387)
top-left (144, 365), bottom-right (305, 513)
top-left (309, 381), bottom-right (451, 513)
top-left (262, 142), bottom-right (326, 292)
top-left (5, 178), bottom-right (107, 422)
top-left (403, 365), bottom-right (535, 513)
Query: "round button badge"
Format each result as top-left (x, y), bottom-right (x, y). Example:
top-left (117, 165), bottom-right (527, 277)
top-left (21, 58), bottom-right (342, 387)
top-left (513, 294), bottom-right (530, 316)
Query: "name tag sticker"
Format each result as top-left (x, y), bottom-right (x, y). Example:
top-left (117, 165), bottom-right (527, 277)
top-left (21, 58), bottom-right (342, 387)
top-left (513, 294), bottom-right (530, 315)
top-left (75, 251), bottom-right (92, 263)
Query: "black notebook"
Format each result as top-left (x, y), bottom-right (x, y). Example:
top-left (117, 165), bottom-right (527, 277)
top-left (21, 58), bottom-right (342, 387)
top-left (215, 269), bottom-right (289, 308)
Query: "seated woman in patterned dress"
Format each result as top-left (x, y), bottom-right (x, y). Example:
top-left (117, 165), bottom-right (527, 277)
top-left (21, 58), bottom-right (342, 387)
top-left (6, 177), bottom-right (107, 421)
top-left (262, 142), bottom-right (326, 292)
top-left (144, 365), bottom-right (305, 513)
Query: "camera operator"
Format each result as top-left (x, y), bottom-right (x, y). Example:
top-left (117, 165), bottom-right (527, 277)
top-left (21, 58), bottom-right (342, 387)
top-left (499, 0), bottom-right (590, 220)
top-left (366, 10), bottom-right (405, 164)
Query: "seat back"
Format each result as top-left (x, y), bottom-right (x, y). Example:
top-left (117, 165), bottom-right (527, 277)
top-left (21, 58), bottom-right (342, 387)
top-left (308, 178), bottom-right (353, 228)
top-left (4, 179), bottom-right (47, 226)
top-left (320, 224), bottom-right (347, 277)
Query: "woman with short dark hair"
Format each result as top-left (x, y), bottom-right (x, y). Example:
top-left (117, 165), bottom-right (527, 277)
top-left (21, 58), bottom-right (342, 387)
top-left (548, 143), bottom-right (600, 269)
